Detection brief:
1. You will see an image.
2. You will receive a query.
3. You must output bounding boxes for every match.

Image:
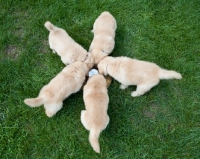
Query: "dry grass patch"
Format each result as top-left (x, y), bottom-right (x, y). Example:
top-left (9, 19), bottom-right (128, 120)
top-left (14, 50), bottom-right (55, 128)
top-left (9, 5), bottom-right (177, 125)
top-left (5, 45), bottom-right (19, 60)
top-left (39, 40), bottom-right (49, 53)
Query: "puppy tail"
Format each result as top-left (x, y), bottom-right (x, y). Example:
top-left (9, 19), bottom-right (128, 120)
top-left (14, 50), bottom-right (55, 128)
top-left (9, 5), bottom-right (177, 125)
top-left (24, 97), bottom-right (44, 107)
top-left (44, 21), bottom-right (56, 31)
top-left (159, 68), bottom-right (182, 80)
top-left (89, 128), bottom-right (101, 153)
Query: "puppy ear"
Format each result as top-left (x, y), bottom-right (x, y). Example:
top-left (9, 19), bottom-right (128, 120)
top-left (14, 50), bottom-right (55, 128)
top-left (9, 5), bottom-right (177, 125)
top-left (97, 63), bottom-right (103, 74)
top-left (98, 68), bottom-right (103, 75)
top-left (99, 61), bottom-right (109, 76)
top-left (85, 54), bottom-right (94, 70)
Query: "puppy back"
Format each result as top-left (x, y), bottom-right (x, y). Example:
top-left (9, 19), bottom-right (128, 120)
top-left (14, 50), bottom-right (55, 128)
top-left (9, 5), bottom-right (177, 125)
top-left (44, 21), bottom-right (56, 31)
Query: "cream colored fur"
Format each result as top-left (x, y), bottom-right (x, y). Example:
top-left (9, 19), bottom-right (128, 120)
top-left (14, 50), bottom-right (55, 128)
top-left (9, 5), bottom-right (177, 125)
top-left (81, 74), bottom-right (109, 153)
top-left (44, 21), bottom-right (94, 69)
top-left (24, 61), bottom-right (89, 117)
top-left (89, 11), bottom-right (117, 64)
top-left (98, 56), bottom-right (182, 97)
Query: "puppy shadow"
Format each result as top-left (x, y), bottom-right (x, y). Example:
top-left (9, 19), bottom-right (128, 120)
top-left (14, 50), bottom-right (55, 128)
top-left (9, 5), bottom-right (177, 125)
top-left (56, 91), bottom-right (84, 117)
top-left (111, 26), bottom-right (126, 57)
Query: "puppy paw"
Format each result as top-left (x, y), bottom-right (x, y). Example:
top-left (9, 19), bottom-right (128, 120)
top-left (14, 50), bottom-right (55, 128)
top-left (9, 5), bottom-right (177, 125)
top-left (120, 84), bottom-right (128, 89)
top-left (131, 91), bottom-right (140, 97)
top-left (81, 110), bottom-right (86, 115)
top-left (45, 110), bottom-right (55, 117)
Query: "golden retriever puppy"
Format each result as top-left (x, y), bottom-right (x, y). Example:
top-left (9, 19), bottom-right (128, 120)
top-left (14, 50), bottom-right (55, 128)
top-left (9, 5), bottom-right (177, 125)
top-left (24, 61), bottom-right (89, 117)
top-left (44, 21), bottom-right (94, 69)
top-left (98, 56), bottom-right (182, 97)
top-left (81, 70), bottom-right (109, 153)
top-left (89, 11), bottom-right (117, 64)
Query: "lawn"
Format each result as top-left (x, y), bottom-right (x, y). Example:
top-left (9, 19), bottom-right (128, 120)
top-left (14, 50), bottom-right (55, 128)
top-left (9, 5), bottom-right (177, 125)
top-left (0, 0), bottom-right (200, 158)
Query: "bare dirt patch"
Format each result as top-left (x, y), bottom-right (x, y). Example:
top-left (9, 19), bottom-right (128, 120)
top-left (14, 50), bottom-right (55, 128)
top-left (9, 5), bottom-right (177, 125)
top-left (39, 40), bottom-right (49, 53)
top-left (5, 45), bottom-right (19, 60)
top-left (143, 104), bottom-right (160, 119)
top-left (14, 27), bottom-right (24, 39)
top-left (12, 9), bottom-right (29, 41)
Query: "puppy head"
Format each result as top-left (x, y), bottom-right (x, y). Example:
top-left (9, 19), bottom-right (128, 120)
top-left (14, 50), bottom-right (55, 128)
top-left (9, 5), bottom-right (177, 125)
top-left (73, 61), bottom-right (89, 74)
top-left (86, 74), bottom-right (107, 89)
top-left (95, 74), bottom-right (107, 87)
top-left (91, 49), bottom-right (108, 65)
top-left (97, 58), bottom-right (108, 76)
top-left (84, 53), bottom-right (94, 70)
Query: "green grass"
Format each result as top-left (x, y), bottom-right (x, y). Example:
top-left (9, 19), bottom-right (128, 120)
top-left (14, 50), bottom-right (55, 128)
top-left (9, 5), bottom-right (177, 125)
top-left (1, 0), bottom-right (200, 158)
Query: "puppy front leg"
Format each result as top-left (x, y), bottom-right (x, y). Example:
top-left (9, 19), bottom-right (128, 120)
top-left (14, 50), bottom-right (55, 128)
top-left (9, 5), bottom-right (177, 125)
top-left (45, 103), bottom-right (63, 117)
top-left (49, 42), bottom-right (56, 53)
top-left (61, 56), bottom-right (70, 65)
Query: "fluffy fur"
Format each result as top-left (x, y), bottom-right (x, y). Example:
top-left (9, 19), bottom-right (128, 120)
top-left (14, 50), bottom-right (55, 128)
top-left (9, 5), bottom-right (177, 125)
top-left (24, 61), bottom-right (89, 117)
top-left (89, 11), bottom-right (117, 64)
top-left (81, 74), bottom-right (109, 153)
top-left (98, 56), bottom-right (182, 97)
top-left (44, 21), bottom-right (94, 69)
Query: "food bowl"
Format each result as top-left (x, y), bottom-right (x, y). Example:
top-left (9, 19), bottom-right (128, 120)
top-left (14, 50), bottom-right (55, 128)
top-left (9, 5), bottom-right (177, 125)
top-left (81, 67), bottom-right (112, 89)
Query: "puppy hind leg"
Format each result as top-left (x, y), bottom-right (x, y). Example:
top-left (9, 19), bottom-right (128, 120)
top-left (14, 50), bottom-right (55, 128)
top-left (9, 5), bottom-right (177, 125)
top-left (91, 23), bottom-right (96, 33)
top-left (103, 115), bottom-right (110, 130)
top-left (131, 83), bottom-right (158, 97)
top-left (49, 41), bottom-right (56, 53)
top-left (61, 55), bottom-right (71, 65)
top-left (81, 110), bottom-right (90, 131)
top-left (120, 84), bottom-right (129, 90)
